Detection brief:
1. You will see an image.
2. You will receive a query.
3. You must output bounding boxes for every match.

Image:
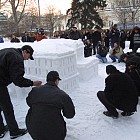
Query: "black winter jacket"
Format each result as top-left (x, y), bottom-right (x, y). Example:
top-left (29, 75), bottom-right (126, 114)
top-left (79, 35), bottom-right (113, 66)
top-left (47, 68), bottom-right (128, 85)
top-left (26, 82), bottom-right (75, 140)
top-left (69, 30), bottom-right (81, 40)
top-left (21, 36), bottom-right (30, 42)
top-left (0, 48), bottom-right (33, 87)
top-left (91, 31), bottom-right (101, 46)
top-left (104, 72), bottom-right (138, 112)
top-left (11, 38), bottom-right (20, 43)
top-left (97, 46), bottom-right (108, 57)
top-left (110, 28), bottom-right (120, 43)
top-left (126, 68), bottom-right (140, 96)
top-left (125, 55), bottom-right (140, 73)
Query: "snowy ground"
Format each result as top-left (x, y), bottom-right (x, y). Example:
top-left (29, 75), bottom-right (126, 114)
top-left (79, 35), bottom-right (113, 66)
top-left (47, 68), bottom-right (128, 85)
top-left (2, 42), bottom-right (140, 140)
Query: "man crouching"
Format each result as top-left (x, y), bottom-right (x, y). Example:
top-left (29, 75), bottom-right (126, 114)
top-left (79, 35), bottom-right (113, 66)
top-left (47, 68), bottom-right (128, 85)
top-left (97, 65), bottom-right (138, 118)
top-left (26, 71), bottom-right (75, 140)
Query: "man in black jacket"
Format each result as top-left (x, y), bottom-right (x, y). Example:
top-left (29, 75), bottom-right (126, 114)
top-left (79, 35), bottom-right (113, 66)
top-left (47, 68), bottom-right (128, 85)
top-left (96, 41), bottom-right (108, 63)
top-left (0, 45), bottom-right (42, 139)
top-left (97, 65), bottom-right (138, 118)
top-left (121, 53), bottom-right (140, 72)
top-left (21, 32), bottom-right (30, 42)
top-left (91, 27), bottom-right (102, 55)
top-left (26, 71), bottom-right (75, 140)
top-left (68, 26), bottom-right (81, 40)
top-left (110, 24), bottom-right (120, 48)
top-left (121, 53), bottom-right (140, 96)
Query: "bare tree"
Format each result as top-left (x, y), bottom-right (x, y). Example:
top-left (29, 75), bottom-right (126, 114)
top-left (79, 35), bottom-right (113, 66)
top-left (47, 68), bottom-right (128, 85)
top-left (9, 0), bottom-right (27, 34)
top-left (110, 0), bottom-right (140, 28)
top-left (44, 5), bottom-right (63, 37)
top-left (0, 0), bottom-right (33, 35)
top-left (0, 0), bottom-right (40, 35)
top-left (23, 0), bottom-right (39, 32)
top-left (0, 0), bottom-right (8, 9)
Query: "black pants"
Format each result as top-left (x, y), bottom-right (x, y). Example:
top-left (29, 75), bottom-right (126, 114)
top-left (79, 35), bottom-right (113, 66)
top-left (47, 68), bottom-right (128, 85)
top-left (97, 91), bottom-right (118, 116)
top-left (92, 45), bottom-right (97, 55)
top-left (0, 85), bottom-right (19, 134)
top-left (26, 113), bottom-right (66, 140)
top-left (84, 48), bottom-right (92, 57)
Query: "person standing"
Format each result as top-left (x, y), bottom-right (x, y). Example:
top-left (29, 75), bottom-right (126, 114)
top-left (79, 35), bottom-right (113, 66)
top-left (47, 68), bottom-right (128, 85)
top-left (110, 24), bottom-right (120, 48)
top-left (68, 26), bottom-right (81, 40)
top-left (129, 26), bottom-right (140, 53)
top-left (10, 34), bottom-right (20, 43)
top-left (26, 71), bottom-right (75, 140)
top-left (120, 29), bottom-right (127, 50)
top-left (0, 45), bottom-right (42, 139)
top-left (0, 37), bottom-right (4, 43)
top-left (91, 27), bottom-right (102, 55)
top-left (97, 65), bottom-right (138, 118)
top-left (29, 33), bottom-right (36, 42)
top-left (84, 39), bottom-right (93, 57)
top-left (21, 31), bottom-right (30, 42)
top-left (104, 29), bottom-right (110, 52)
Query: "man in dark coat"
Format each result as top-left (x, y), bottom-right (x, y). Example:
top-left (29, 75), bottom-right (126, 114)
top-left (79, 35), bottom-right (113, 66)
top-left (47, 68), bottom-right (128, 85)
top-left (26, 71), bottom-right (75, 140)
top-left (21, 31), bottom-right (30, 42)
top-left (121, 53), bottom-right (140, 96)
top-left (10, 34), bottom-right (20, 43)
top-left (129, 26), bottom-right (140, 53)
top-left (97, 65), bottom-right (138, 118)
top-left (91, 27), bottom-right (102, 55)
top-left (68, 26), bottom-right (81, 40)
top-left (120, 53), bottom-right (140, 72)
top-left (0, 45), bottom-right (42, 139)
top-left (110, 24), bottom-right (120, 48)
top-left (125, 63), bottom-right (140, 96)
top-left (120, 29), bottom-right (127, 49)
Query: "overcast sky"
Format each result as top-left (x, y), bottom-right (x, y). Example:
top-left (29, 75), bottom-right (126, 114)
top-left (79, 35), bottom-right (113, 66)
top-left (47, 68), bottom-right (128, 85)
top-left (40, 0), bottom-right (72, 14)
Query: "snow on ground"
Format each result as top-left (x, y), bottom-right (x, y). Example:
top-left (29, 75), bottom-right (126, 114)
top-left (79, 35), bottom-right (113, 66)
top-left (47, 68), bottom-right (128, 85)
top-left (2, 41), bottom-right (140, 140)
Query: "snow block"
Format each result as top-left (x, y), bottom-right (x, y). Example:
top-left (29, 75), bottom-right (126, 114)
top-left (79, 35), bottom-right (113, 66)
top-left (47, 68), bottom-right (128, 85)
top-left (77, 57), bottom-right (98, 81)
top-left (0, 39), bottom-right (98, 99)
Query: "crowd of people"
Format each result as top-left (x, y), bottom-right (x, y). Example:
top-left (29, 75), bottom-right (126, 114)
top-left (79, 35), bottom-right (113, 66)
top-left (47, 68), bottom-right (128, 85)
top-left (97, 47), bottom-right (140, 118)
top-left (0, 24), bottom-right (140, 139)
top-left (52, 24), bottom-right (140, 64)
top-left (0, 28), bottom-right (49, 43)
